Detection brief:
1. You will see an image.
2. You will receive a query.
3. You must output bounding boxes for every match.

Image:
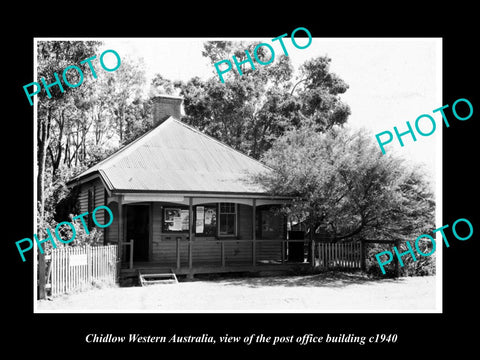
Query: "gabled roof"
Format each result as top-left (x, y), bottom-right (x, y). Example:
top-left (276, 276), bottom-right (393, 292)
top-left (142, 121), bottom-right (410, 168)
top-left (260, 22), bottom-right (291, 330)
top-left (71, 117), bottom-right (273, 194)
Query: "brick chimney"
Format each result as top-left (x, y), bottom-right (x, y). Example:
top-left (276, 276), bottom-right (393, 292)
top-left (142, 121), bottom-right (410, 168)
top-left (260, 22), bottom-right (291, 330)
top-left (152, 95), bottom-right (184, 126)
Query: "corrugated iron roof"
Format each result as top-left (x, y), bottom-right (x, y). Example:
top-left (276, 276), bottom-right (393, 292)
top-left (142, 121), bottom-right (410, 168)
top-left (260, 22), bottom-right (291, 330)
top-left (72, 117), bottom-right (273, 194)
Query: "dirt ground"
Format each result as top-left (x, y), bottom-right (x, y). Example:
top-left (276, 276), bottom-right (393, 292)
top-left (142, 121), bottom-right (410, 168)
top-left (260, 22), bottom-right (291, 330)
top-left (36, 272), bottom-right (438, 313)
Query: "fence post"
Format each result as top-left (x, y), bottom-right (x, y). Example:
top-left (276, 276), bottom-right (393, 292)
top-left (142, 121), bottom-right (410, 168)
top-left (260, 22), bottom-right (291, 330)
top-left (310, 239), bottom-right (315, 267)
top-left (325, 243), bottom-right (329, 269)
top-left (188, 197), bottom-right (193, 273)
top-left (317, 243), bottom-right (321, 267)
top-left (38, 251), bottom-right (46, 300)
top-left (360, 239), bottom-right (366, 272)
top-left (52, 250), bottom-right (56, 296)
top-left (356, 241), bottom-right (360, 269)
top-left (349, 242), bottom-right (353, 268)
top-left (333, 243), bottom-right (336, 267)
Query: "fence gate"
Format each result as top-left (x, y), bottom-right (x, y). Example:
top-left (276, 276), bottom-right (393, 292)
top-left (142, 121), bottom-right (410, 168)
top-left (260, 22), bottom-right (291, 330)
top-left (317, 241), bottom-right (361, 269)
top-left (46, 245), bottom-right (118, 297)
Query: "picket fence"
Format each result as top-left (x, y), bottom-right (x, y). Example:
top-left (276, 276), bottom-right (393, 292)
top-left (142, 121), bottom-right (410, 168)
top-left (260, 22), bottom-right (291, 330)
top-left (317, 241), bottom-right (361, 269)
top-left (46, 245), bottom-right (118, 297)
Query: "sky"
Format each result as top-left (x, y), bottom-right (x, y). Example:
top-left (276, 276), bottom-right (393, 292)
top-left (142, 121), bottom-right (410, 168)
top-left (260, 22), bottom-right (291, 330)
top-left (100, 37), bottom-right (442, 183)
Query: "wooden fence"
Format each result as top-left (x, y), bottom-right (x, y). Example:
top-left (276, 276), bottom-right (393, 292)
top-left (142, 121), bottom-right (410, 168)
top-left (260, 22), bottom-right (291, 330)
top-left (46, 245), bottom-right (118, 297)
top-left (317, 241), bottom-right (362, 269)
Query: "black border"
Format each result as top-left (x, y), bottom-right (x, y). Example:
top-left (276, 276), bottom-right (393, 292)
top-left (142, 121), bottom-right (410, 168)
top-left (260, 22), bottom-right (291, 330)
top-left (6, 9), bottom-right (479, 355)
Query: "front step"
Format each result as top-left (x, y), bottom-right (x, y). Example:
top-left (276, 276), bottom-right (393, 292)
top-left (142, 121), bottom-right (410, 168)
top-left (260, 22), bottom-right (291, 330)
top-left (138, 270), bottom-right (178, 286)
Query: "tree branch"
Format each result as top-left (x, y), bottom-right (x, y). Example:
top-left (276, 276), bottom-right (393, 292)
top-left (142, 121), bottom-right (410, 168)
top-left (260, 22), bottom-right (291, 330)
top-left (290, 78), bottom-right (307, 95)
top-left (333, 223), bottom-right (364, 241)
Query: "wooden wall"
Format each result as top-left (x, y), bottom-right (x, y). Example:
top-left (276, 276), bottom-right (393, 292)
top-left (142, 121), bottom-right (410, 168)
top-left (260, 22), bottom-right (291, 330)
top-left (105, 201), bottom-right (119, 245)
top-left (77, 177), bottom-right (106, 242)
top-left (78, 178), bottom-right (105, 220)
top-left (74, 182), bottom-right (287, 266)
top-left (150, 202), bottom-right (285, 267)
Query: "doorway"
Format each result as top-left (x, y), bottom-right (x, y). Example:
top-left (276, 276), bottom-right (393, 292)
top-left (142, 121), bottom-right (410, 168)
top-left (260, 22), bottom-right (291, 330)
top-left (257, 206), bottom-right (283, 240)
top-left (126, 204), bottom-right (150, 262)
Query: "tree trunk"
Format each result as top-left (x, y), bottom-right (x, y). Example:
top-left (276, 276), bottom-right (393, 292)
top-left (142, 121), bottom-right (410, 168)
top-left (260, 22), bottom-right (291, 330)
top-left (64, 134), bottom-right (70, 166)
top-left (94, 109), bottom-right (102, 145)
top-left (307, 217), bottom-right (314, 264)
top-left (117, 105), bottom-right (125, 143)
top-left (51, 108), bottom-right (66, 173)
top-left (37, 108), bottom-right (51, 220)
top-left (74, 124), bottom-right (80, 166)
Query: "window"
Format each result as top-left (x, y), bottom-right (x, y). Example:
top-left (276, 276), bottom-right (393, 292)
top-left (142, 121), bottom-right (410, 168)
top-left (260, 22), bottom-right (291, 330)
top-left (219, 203), bottom-right (236, 236)
top-left (195, 205), bottom-right (217, 236)
top-left (162, 204), bottom-right (236, 236)
top-left (163, 207), bottom-right (189, 232)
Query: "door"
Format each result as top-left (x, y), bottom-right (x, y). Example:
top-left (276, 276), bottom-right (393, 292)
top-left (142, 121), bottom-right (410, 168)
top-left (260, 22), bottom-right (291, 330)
top-left (258, 207), bottom-right (283, 240)
top-left (126, 205), bottom-right (150, 262)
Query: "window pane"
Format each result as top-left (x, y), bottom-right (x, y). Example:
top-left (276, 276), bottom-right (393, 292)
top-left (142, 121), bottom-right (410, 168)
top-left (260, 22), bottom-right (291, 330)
top-left (220, 213), bottom-right (236, 235)
top-left (226, 213), bottom-right (235, 234)
top-left (220, 214), bottom-right (228, 234)
top-left (220, 203), bottom-right (228, 213)
top-left (220, 202), bottom-right (235, 214)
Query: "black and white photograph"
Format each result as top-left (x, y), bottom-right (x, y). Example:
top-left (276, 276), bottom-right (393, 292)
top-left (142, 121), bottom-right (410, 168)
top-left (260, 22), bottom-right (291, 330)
top-left (30, 36), bottom-right (442, 314)
top-left (7, 12), bottom-right (478, 355)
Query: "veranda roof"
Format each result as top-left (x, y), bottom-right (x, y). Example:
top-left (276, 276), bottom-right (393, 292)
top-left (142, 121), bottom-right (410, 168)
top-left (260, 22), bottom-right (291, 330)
top-left (70, 117), bottom-right (273, 194)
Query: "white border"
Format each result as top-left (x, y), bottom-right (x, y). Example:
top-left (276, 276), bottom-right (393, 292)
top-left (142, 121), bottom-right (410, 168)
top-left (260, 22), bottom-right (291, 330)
top-left (33, 37), bottom-right (443, 314)
top-left (434, 38), bottom-right (443, 313)
top-left (33, 38), bottom-right (39, 309)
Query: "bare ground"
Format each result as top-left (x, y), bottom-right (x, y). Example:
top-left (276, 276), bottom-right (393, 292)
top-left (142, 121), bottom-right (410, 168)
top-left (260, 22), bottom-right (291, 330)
top-left (36, 272), bottom-right (437, 312)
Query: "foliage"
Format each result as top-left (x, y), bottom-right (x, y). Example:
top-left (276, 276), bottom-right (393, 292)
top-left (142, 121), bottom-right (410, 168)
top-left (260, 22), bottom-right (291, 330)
top-left (36, 41), bottom-right (150, 233)
top-left (34, 40), bottom-right (437, 280)
top-left (255, 125), bottom-right (435, 243)
top-left (149, 74), bottom-right (177, 96)
top-left (395, 241), bottom-right (436, 277)
top-left (99, 55), bottom-right (147, 143)
top-left (37, 164), bottom-right (103, 253)
top-left (43, 164), bottom-right (86, 222)
top-left (36, 41), bottom-right (102, 227)
top-left (37, 41), bottom-right (102, 104)
top-left (293, 57), bottom-right (351, 131)
top-left (365, 242), bottom-right (435, 278)
top-left (57, 215), bottom-right (104, 247)
top-left (39, 211), bottom-right (105, 255)
top-left (176, 41), bottom-right (350, 159)
top-left (36, 40), bottom-right (352, 229)
top-left (37, 42), bottom-right (150, 174)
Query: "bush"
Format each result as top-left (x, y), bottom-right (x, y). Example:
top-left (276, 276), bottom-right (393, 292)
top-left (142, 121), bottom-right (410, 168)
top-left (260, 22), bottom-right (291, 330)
top-left (365, 241), bottom-right (436, 278)
top-left (54, 214), bottom-right (104, 247)
top-left (38, 208), bottom-right (104, 255)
